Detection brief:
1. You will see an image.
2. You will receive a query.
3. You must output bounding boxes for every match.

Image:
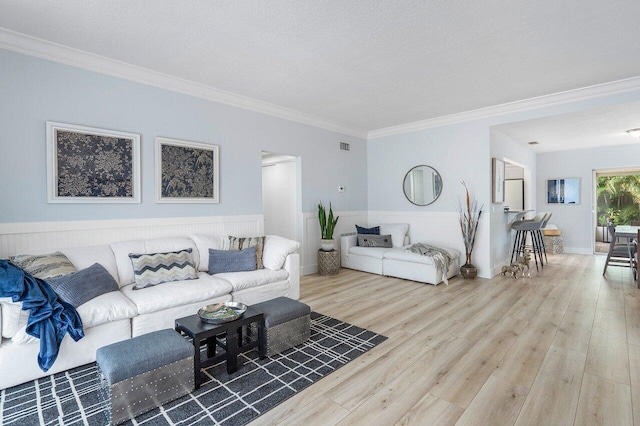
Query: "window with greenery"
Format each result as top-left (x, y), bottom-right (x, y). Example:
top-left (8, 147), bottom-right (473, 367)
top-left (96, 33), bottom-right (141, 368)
top-left (596, 175), bottom-right (640, 225)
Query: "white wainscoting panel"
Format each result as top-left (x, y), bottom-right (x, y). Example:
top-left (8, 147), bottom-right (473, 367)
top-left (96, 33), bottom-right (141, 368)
top-left (367, 211), bottom-right (463, 250)
top-left (367, 211), bottom-right (491, 279)
top-left (0, 215), bottom-right (263, 258)
top-left (302, 211), bottom-right (368, 275)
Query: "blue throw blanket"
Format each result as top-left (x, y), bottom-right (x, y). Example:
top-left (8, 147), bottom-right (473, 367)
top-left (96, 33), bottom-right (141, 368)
top-left (0, 260), bottom-right (84, 371)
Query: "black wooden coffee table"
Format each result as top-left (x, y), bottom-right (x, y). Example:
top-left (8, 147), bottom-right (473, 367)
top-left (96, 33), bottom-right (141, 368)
top-left (175, 306), bottom-right (266, 389)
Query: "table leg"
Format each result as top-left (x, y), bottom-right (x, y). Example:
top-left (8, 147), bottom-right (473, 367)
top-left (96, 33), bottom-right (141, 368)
top-left (206, 335), bottom-right (217, 358)
top-left (258, 319), bottom-right (267, 360)
top-left (194, 336), bottom-right (202, 389)
top-left (226, 327), bottom-right (239, 374)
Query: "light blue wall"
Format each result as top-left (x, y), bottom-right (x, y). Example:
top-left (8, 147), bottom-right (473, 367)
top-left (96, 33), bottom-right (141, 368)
top-left (537, 144), bottom-right (640, 254)
top-left (367, 120), bottom-right (490, 212)
top-left (367, 87), bottom-right (640, 275)
top-left (0, 49), bottom-right (367, 223)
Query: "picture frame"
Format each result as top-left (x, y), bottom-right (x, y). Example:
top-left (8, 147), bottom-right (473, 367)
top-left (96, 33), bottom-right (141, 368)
top-left (155, 137), bottom-right (219, 203)
top-left (492, 158), bottom-right (505, 203)
top-left (547, 177), bottom-right (580, 204)
top-left (46, 121), bottom-right (141, 203)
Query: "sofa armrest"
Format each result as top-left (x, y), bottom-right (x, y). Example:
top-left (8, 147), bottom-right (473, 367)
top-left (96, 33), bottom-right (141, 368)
top-left (283, 253), bottom-right (300, 300)
top-left (341, 235), bottom-right (357, 252)
top-left (340, 235), bottom-right (357, 266)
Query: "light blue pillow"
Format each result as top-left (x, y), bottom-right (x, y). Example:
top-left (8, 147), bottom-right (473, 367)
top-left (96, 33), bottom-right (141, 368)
top-left (208, 246), bottom-right (257, 274)
top-left (48, 263), bottom-right (118, 307)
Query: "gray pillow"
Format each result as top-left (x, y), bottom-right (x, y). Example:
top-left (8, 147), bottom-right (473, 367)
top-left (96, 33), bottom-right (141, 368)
top-left (357, 234), bottom-right (393, 248)
top-left (209, 246), bottom-right (257, 274)
top-left (355, 225), bottom-right (380, 246)
top-left (48, 263), bottom-right (118, 307)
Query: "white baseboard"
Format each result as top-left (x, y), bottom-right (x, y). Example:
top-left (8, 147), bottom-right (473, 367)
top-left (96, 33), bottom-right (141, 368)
top-left (562, 247), bottom-right (594, 255)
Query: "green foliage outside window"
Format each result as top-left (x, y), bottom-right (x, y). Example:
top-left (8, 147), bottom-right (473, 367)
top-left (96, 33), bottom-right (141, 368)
top-left (596, 175), bottom-right (640, 225)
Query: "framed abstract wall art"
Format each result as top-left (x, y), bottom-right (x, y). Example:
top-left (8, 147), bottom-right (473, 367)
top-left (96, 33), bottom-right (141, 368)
top-left (547, 177), bottom-right (580, 204)
top-left (46, 122), bottom-right (141, 203)
top-left (155, 137), bottom-right (219, 203)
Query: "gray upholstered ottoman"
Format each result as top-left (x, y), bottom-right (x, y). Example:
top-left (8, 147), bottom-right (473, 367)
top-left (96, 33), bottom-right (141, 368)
top-left (96, 329), bottom-right (194, 425)
top-left (250, 297), bottom-right (311, 356)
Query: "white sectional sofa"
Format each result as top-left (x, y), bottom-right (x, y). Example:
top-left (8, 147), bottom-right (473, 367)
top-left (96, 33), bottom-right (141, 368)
top-left (340, 224), bottom-right (460, 285)
top-left (0, 234), bottom-right (300, 390)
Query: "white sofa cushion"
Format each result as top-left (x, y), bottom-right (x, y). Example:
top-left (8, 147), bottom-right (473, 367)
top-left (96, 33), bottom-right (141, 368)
top-left (190, 235), bottom-right (229, 272)
top-left (379, 224), bottom-right (409, 248)
top-left (214, 269), bottom-right (289, 292)
top-left (1, 299), bottom-right (28, 338)
top-left (348, 246), bottom-right (392, 259)
top-left (262, 236), bottom-right (300, 270)
top-left (111, 238), bottom-right (198, 287)
top-left (120, 274), bottom-right (233, 315)
top-left (11, 290), bottom-right (138, 344)
top-left (75, 291), bottom-right (138, 329)
top-left (60, 245), bottom-right (119, 283)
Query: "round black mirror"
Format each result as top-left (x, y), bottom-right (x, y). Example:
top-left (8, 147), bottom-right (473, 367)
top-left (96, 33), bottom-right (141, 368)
top-left (403, 165), bottom-right (442, 206)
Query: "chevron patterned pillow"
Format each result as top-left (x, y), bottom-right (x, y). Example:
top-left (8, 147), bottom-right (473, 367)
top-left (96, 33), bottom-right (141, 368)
top-left (129, 248), bottom-right (197, 290)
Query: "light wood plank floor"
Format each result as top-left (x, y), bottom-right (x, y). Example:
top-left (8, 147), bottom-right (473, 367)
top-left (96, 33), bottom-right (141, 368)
top-left (248, 253), bottom-right (640, 426)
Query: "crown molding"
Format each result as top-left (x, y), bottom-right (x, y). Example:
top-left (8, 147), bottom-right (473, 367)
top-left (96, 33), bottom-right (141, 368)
top-left (0, 28), bottom-right (367, 139)
top-left (4, 28), bottom-right (640, 142)
top-left (368, 76), bottom-right (640, 139)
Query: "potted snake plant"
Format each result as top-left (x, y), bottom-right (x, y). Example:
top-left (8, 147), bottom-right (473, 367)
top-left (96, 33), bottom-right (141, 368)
top-left (318, 201), bottom-right (339, 251)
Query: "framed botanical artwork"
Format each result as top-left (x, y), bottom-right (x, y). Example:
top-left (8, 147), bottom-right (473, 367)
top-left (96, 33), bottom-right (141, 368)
top-left (46, 122), bottom-right (141, 203)
top-left (155, 137), bottom-right (219, 203)
top-left (492, 158), bottom-right (505, 203)
top-left (547, 177), bottom-right (580, 204)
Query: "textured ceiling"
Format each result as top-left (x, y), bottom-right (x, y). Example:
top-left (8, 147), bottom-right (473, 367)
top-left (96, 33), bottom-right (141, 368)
top-left (1, 0), bottom-right (640, 133)
top-left (496, 101), bottom-right (640, 153)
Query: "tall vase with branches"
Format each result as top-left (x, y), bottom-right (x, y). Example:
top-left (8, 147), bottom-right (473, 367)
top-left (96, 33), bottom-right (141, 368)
top-left (457, 181), bottom-right (483, 279)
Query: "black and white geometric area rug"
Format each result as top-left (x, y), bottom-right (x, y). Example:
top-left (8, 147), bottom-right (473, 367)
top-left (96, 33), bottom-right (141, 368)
top-left (0, 312), bottom-right (387, 426)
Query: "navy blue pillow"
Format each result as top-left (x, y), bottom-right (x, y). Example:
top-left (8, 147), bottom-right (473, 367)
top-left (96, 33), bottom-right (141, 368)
top-left (355, 225), bottom-right (380, 246)
top-left (48, 263), bottom-right (118, 308)
top-left (208, 246), bottom-right (257, 274)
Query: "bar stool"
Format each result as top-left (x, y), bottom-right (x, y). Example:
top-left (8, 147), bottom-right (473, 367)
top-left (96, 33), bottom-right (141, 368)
top-left (510, 213), bottom-right (547, 271)
top-left (537, 212), bottom-right (553, 263)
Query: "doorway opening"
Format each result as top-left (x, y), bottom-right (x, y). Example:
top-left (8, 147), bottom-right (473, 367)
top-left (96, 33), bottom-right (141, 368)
top-left (593, 168), bottom-right (640, 254)
top-left (503, 160), bottom-right (532, 213)
top-left (261, 152), bottom-right (301, 243)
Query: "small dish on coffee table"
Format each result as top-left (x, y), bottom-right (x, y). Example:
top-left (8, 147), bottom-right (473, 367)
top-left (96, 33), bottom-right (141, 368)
top-left (198, 301), bottom-right (247, 324)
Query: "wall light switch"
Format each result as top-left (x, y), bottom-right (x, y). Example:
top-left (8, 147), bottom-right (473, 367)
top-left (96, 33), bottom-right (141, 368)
top-left (338, 185), bottom-right (345, 193)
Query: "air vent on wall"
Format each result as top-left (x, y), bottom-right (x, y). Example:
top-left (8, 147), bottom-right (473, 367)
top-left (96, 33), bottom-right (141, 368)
top-left (528, 141), bottom-right (539, 145)
top-left (339, 141), bottom-right (350, 152)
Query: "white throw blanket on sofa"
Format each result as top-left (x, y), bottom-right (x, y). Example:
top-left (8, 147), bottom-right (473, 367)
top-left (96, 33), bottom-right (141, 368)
top-left (406, 243), bottom-right (452, 285)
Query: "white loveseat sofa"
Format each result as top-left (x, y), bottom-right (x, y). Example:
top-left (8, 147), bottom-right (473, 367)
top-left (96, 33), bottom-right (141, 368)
top-left (0, 234), bottom-right (300, 390)
top-left (340, 224), bottom-right (460, 285)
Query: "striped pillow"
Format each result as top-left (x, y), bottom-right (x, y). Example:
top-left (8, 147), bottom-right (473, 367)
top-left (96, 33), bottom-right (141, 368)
top-left (228, 236), bottom-right (265, 269)
top-left (129, 248), bottom-right (197, 290)
top-left (10, 251), bottom-right (76, 279)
